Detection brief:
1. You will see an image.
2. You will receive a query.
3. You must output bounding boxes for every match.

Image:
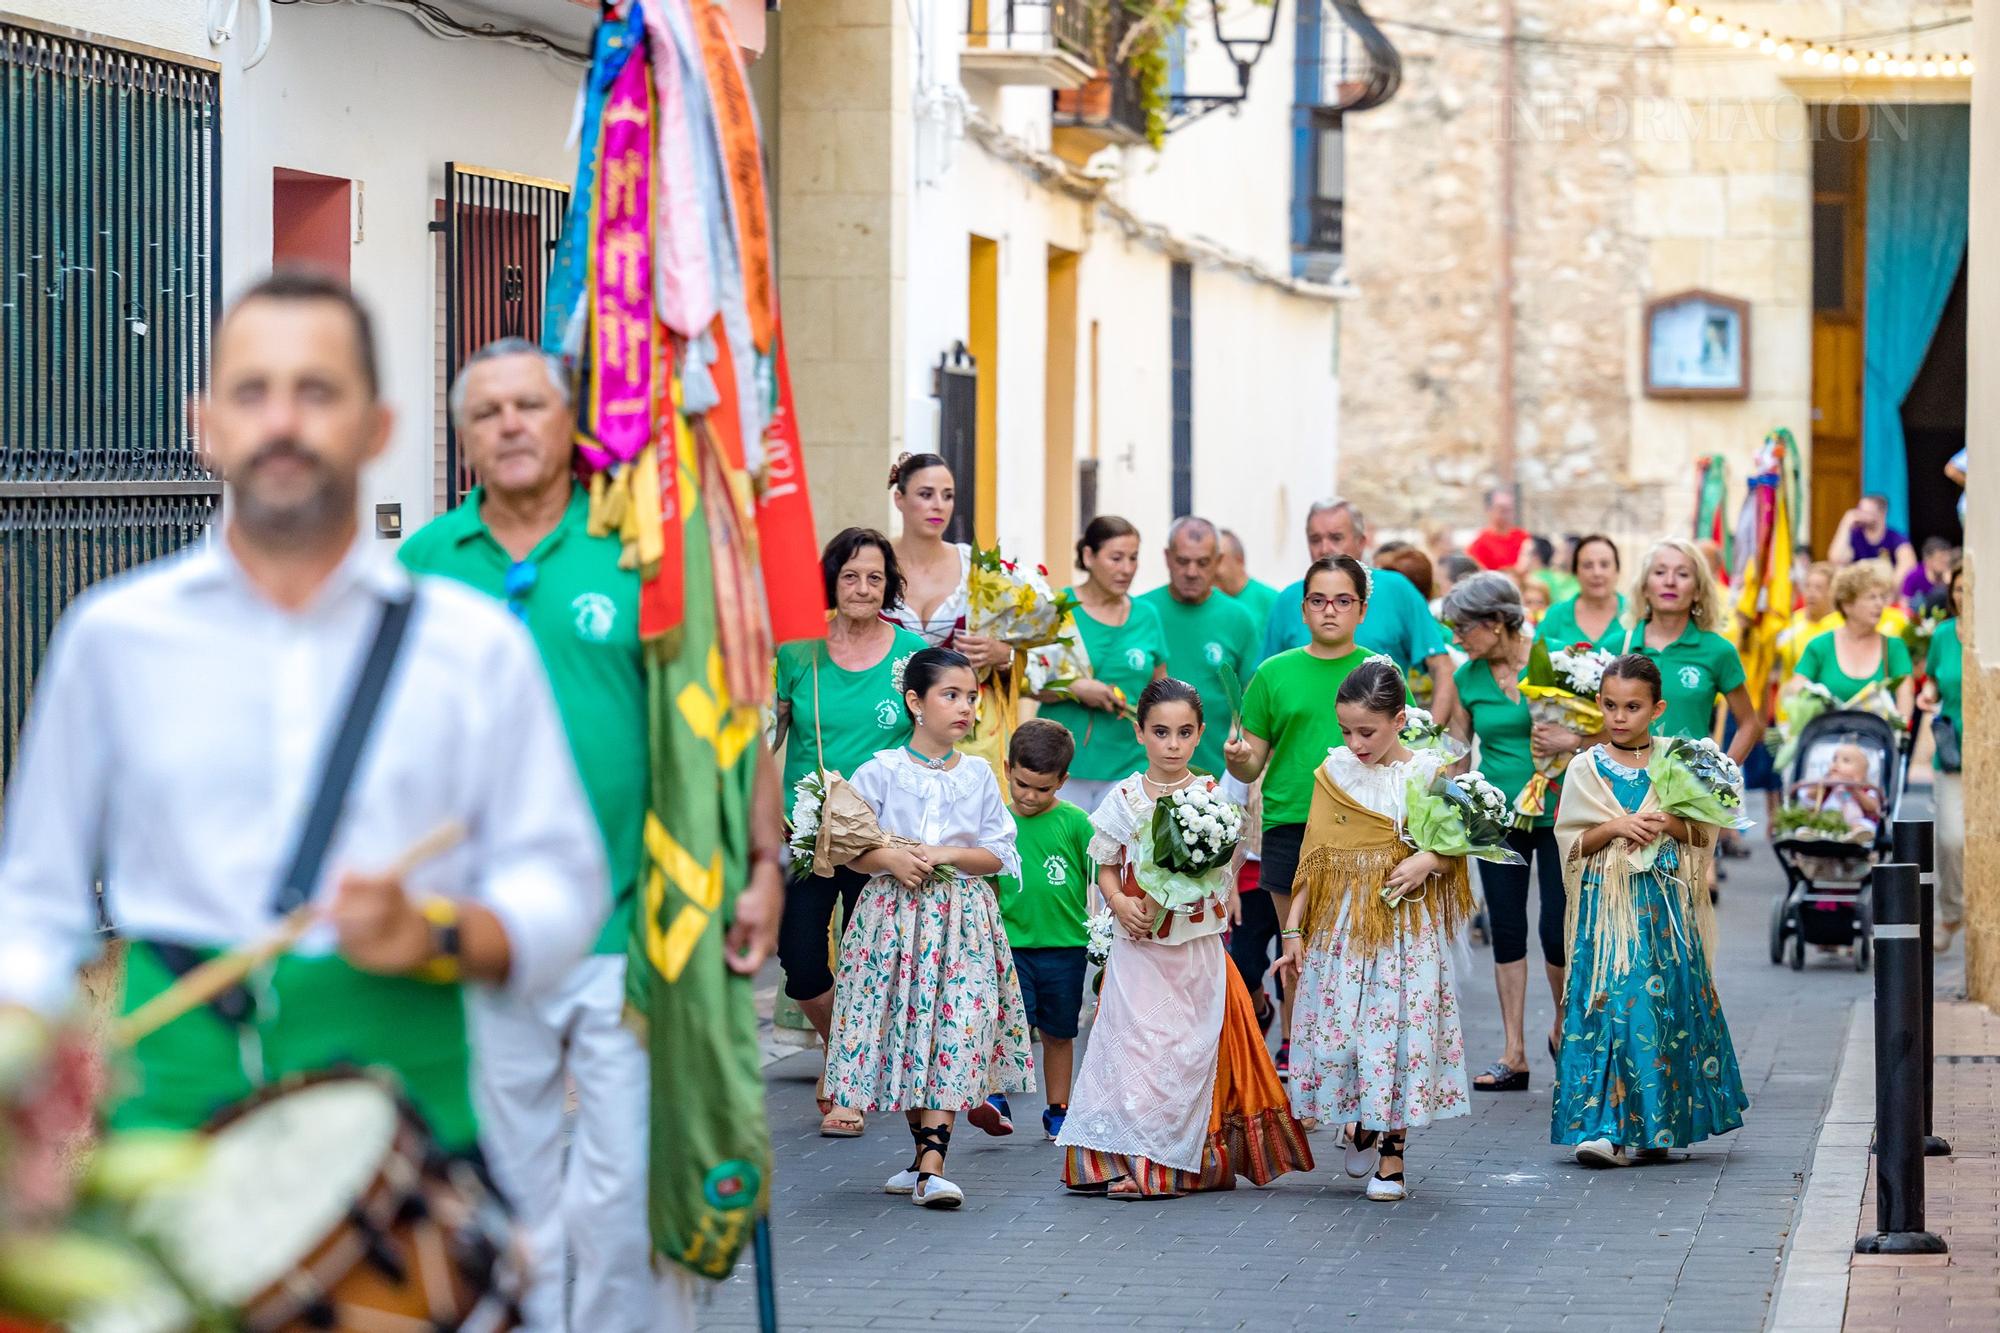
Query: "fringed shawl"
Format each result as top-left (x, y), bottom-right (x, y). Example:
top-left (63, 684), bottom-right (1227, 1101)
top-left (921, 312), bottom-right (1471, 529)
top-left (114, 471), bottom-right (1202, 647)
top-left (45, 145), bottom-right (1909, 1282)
top-left (1555, 748), bottom-right (1718, 996)
top-left (1294, 765), bottom-right (1476, 956)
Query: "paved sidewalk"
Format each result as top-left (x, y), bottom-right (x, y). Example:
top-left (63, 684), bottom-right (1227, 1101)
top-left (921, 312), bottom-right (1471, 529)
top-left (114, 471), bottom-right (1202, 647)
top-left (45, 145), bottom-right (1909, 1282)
top-left (707, 846), bottom-right (1873, 1331)
top-left (1843, 999), bottom-right (2000, 1330)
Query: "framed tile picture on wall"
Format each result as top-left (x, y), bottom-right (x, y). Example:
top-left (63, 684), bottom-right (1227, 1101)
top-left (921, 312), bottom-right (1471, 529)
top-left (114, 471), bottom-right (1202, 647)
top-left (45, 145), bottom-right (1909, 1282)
top-left (1644, 289), bottom-right (1751, 400)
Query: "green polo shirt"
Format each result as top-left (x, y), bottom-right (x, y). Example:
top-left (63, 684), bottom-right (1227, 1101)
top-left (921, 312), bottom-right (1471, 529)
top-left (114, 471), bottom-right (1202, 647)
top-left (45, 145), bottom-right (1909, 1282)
top-left (1612, 619), bottom-right (1747, 741)
top-left (1453, 657), bottom-right (1549, 826)
top-left (400, 485), bottom-right (645, 954)
top-left (1037, 591), bottom-right (1169, 782)
top-left (1536, 594), bottom-right (1628, 652)
top-left (1932, 618), bottom-right (1963, 725)
top-left (1794, 629), bottom-right (1913, 702)
top-left (1262, 568), bottom-right (1447, 672)
top-left (1137, 586), bottom-right (1262, 776)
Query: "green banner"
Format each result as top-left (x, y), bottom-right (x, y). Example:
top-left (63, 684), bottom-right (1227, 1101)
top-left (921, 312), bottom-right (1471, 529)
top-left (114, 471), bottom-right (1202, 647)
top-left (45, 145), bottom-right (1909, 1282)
top-left (628, 477), bottom-right (771, 1280)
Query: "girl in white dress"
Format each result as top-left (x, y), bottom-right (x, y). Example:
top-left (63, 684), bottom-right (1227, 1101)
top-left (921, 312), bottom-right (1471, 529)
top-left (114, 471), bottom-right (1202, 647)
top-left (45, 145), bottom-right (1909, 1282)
top-left (823, 647), bottom-right (1033, 1209)
top-left (1058, 678), bottom-right (1313, 1199)
top-left (1274, 660), bottom-right (1475, 1201)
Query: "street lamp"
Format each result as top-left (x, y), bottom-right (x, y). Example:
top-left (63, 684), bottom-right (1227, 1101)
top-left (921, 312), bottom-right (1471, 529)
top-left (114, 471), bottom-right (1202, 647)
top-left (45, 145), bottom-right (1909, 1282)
top-left (1168, 0), bottom-right (1285, 124)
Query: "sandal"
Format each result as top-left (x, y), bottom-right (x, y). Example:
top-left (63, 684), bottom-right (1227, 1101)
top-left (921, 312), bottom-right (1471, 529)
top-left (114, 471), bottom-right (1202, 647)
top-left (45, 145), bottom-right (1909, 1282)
top-left (1472, 1060), bottom-right (1529, 1092)
top-left (1108, 1173), bottom-right (1184, 1202)
top-left (1344, 1125), bottom-right (1380, 1179)
top-left (819, 1106), bottom-right (865, 1138)
top-left (909, 1123), bottom-right (962, 1209)
top-left (1367, 1132), bottom-right (1408, 1201)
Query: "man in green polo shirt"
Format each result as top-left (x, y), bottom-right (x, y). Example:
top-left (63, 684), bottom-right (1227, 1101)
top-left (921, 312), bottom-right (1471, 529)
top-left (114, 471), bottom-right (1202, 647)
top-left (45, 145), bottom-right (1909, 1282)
top-left (400, 338), bottom-right (674, 1332)
top-left (1136, 516), bottom-right (1262, 776)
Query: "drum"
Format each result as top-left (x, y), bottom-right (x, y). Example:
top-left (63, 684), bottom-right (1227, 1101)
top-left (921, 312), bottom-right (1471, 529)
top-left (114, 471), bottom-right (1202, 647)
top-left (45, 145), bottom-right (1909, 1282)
top-left (77, 1072), bottom-right (521, 1333)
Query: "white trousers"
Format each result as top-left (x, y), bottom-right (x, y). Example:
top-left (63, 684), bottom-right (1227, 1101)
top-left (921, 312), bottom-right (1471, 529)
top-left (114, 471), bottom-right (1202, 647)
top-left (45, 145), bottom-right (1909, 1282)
top-left (470, 955), bottom-right (698, 1333)
top-left (1935, 770), bottom-right (1965, 929)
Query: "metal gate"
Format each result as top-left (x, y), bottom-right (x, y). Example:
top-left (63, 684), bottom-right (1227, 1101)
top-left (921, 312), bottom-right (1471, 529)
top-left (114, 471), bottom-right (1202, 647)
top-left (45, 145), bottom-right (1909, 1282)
top-left (436, 163), bottom-right (570, 508)
top-left (932, 342), bottom-right (978, 546)
top-left (1, 18), bottom-right (223, 782)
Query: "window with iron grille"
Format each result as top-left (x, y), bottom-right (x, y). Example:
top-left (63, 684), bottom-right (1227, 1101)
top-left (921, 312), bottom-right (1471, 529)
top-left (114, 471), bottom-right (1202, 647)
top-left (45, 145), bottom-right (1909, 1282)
top-left (1, 18), bottom-right (222, 780)
top-left (1169, 261), bottom-right (1193, 519)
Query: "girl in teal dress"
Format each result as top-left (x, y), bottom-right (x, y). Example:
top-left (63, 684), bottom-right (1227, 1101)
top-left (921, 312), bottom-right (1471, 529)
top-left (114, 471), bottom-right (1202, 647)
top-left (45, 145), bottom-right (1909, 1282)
top-left (1551, 655), bottom-right (1748, 1167)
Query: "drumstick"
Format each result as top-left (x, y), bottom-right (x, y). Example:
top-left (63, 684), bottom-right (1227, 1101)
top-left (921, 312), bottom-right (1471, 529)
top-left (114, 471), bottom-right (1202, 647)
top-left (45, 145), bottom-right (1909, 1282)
top-left (113, 820), bottom-right (469, 1049)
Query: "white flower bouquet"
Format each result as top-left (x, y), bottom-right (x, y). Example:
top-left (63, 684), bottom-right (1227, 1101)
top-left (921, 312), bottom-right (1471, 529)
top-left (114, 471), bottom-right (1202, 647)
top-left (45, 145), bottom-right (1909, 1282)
top-left (1767, 679), bottom-right (1839, 768)
top-left (1515, 639), bottom-right (1613, 827)
top-left (1085, 909), bottom-right (1116, 967)
top-left (786, 770), bottom-right (827, 863)
top-left (1403, 770), bottom-right (1524, 872)
top-left (1135, 782), bottom-right (1245, 917)
top-left (1399, 706), bottom-right (1468, 761)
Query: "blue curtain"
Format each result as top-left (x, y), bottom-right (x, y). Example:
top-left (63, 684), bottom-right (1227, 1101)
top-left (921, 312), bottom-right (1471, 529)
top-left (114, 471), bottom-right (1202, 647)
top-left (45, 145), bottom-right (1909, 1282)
top-left (1862, 104), bottom-right (1970, 532)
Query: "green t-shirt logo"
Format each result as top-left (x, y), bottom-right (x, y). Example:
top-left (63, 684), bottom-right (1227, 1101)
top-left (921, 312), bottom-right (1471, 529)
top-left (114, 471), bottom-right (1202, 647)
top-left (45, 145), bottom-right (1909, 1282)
top-left (1042, 853), bottom-right (1069, 885)
top-left (1203, 641), bottom-right (1224, 665)
top-left (571, 591), bottom-right (617, 643)
top-left (1678, 665), bottom-right (1702, 690)
top-left (874, 698), bottom-right (900, 728)
top-left (1124, 647), bottom-right (1147, 670)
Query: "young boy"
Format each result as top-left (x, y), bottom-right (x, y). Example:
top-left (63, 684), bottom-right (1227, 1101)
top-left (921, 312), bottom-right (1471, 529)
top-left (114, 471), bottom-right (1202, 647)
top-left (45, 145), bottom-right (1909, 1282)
top-left (973, 719), bottom-right (1096, 1141)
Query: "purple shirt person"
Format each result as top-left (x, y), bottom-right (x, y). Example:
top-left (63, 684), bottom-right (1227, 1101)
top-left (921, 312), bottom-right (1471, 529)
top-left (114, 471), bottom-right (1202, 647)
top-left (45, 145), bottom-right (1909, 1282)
top-left (1831, 494), bottom-right (1916, 581)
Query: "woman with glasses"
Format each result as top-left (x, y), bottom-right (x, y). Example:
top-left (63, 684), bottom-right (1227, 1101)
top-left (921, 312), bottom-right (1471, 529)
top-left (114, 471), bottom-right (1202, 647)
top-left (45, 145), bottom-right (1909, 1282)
top-left (1442, 572), bottom-right (1569, 1093)
top-left (1222, 555), bottom-right (1379, 1075)
top-left (771, 527), bottom-right (930, 1137)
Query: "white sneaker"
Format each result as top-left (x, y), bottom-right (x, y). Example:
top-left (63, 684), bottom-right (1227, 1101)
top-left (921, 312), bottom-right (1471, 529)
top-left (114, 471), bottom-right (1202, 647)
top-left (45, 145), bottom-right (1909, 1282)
top-left (911, 1174), bottom-right (963, 1209)
top-left (1575, 1138), bottom-right (1632, 1169)
top-left (883, 1167), bottom-right (919, 1195)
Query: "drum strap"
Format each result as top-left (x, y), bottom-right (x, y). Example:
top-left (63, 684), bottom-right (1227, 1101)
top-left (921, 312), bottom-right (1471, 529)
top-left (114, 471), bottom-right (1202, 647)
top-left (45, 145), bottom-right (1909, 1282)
top-left (150, 590), bottom-right (419, 1022)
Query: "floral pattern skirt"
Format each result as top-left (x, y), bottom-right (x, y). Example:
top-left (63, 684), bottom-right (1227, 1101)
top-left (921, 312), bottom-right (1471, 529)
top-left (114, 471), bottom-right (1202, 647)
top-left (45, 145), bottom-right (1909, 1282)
top-left (1551, 870), bottom-right (1749, 1149)
top-left (823, 873), bottom-right (1034, 1112)
top-left (1289, 906), bottom-right (1470, 1131)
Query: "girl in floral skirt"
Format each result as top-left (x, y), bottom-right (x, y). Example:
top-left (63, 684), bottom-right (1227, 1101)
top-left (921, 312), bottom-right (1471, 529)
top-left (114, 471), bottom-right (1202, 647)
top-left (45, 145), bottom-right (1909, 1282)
top-left (1274, 660), bottom-right (1481, 1201)
top-left (1058, 678), bottom-right (1313, 1199)
top-left (823, 647), bottom-right (1033, 1209)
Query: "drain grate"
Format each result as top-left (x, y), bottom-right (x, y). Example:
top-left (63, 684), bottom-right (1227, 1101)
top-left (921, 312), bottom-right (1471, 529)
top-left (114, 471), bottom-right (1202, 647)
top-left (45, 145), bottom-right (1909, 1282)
top-left (1937, 1054), bottom-right (2000, 1064)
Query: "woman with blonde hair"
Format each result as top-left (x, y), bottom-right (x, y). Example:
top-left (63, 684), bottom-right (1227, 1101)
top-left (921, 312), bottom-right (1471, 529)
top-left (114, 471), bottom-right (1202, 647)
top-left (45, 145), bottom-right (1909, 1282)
top-left (1612, 538), bottom-right (1763, 764)
top-left (1787, 561), bottom-right (1915, 717)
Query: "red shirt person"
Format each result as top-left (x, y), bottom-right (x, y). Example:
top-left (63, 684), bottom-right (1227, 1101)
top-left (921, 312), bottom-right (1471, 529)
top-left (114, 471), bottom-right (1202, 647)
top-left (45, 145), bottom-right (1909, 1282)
top-left (1467, 488), bottom-right (1530, 571)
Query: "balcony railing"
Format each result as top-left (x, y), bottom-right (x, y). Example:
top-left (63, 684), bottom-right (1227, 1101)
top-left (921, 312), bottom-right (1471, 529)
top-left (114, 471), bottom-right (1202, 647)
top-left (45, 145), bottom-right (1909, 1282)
top-left (962, 0), bottom-right (1096, 88)
top-left (1299, 0), bottom-right (1401, 115)
top-left (1049, 2), bottom-right (1147, 155)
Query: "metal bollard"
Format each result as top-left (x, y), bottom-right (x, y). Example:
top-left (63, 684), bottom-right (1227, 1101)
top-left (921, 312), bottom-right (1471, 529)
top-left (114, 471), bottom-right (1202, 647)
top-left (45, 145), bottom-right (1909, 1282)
top-left (1891, 819), bottom-right (1951, 1157)
top-left (1855, 862), bottom-right (1947, 1255)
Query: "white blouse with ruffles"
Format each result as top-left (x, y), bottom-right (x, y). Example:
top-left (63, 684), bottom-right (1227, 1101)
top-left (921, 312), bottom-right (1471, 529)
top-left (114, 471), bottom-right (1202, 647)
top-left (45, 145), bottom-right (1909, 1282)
top-left (849, 748), bottom-right (1020, 880)
top-left (1320, 746), bottom-right (1450, 827)
top-left (882, 542), bottom-right (972, 648)
top-left (1088, 775), bottom-right (1229, 944)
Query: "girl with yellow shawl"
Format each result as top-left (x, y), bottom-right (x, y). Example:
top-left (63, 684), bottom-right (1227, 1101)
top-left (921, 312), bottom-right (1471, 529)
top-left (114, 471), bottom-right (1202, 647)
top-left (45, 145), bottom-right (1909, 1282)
top-left (1551, 654), bottom-right (1749, 1169)
top-left (1274, 660), bottom-right (1495, 1202)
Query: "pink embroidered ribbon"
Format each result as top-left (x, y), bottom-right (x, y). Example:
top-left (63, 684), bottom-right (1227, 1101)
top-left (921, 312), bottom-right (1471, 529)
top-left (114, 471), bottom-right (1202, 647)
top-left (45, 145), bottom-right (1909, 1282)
top-left (586, 51), bottom-right (656, 472)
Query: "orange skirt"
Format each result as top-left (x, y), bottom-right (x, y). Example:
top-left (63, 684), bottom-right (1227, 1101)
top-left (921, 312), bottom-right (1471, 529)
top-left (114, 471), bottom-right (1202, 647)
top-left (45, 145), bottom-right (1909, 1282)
top-left (1064, 961), bottom-right (1314, 1193)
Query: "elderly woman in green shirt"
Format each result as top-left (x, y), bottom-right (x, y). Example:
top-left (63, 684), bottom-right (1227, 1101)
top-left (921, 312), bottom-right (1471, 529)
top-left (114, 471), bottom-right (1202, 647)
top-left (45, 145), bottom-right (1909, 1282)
top-left (1786, 560), bottom-right (1915, 716)
top-left (1442, 573), bottom-right (1567, 1093)
top-left (1918, 563), bottom-right (1965, 949)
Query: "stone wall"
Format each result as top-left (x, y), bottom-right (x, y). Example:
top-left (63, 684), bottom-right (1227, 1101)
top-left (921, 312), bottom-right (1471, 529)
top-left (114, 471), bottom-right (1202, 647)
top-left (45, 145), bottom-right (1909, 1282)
top-left (1341, 0), bottom-right (1967, 551)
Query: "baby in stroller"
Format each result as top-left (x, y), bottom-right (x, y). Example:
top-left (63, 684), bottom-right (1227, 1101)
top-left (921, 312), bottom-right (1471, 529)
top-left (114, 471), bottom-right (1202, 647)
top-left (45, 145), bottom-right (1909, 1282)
top-left (1793, 744), bottom-right (1884, 843)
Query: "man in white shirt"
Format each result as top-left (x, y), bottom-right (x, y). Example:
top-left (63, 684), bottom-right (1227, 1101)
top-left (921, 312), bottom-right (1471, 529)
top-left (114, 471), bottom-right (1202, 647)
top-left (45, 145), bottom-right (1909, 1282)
top-left (0, 271), bottom-right (606, 1160)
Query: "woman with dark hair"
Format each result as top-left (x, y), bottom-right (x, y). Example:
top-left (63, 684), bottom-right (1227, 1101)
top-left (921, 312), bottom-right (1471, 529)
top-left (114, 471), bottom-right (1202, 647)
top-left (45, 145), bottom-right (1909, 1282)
top-left (1032, 514), bottom-right (1168, 812)
top-left (823, 647), bottom-right (1030, 1208)
top-left (772, 527), bottom-right (930, 1136)
top-left (1537, 534), bottom-right (1625, 651)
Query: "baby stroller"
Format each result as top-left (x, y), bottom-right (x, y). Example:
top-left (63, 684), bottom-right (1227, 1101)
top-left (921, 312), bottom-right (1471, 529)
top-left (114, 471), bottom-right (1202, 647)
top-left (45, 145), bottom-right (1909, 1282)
top-left (1767, 710), bottom-right (1913, 971)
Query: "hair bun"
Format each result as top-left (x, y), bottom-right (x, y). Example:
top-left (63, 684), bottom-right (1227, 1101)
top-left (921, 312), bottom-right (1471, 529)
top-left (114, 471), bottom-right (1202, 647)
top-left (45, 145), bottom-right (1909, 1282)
top-left (887, 451), bottom-right (914, 490)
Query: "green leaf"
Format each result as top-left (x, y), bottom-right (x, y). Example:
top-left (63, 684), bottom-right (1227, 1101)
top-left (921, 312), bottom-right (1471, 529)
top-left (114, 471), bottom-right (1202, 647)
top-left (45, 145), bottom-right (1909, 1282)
top-left (1216, 660), bottom-right (1245, 731)
top-left (1525, 638), bottom-right (1559, 690)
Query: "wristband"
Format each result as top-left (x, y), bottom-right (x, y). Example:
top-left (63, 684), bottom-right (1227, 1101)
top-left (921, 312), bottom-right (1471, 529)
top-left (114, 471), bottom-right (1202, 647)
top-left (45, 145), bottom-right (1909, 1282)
top-left (1279, 928), bottom-right (1304, 940)
top-left (415, 897), bottom-right (464, 985)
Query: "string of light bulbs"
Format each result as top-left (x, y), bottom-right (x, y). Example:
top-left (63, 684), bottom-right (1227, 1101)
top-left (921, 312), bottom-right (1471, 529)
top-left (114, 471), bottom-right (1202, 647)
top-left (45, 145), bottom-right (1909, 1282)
top-left (1637, 0), bottom-right (1974, 77)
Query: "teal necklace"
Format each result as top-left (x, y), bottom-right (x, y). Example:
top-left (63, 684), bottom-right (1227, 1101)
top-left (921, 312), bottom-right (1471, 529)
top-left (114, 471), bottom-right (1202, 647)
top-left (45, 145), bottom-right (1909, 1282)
top-left (905, 742), bottom-right (954, 770)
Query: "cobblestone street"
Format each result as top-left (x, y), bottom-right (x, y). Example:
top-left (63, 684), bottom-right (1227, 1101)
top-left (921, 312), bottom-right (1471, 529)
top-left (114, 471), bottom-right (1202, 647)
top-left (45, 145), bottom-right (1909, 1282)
top-left (707, 840), bottom-right (1883, 1331)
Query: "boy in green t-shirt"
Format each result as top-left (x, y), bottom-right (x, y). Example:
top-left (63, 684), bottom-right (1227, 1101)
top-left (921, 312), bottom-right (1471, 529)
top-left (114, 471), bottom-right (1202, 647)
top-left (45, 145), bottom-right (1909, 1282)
top-left (977, 719), bottom-right (1096, 1142)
